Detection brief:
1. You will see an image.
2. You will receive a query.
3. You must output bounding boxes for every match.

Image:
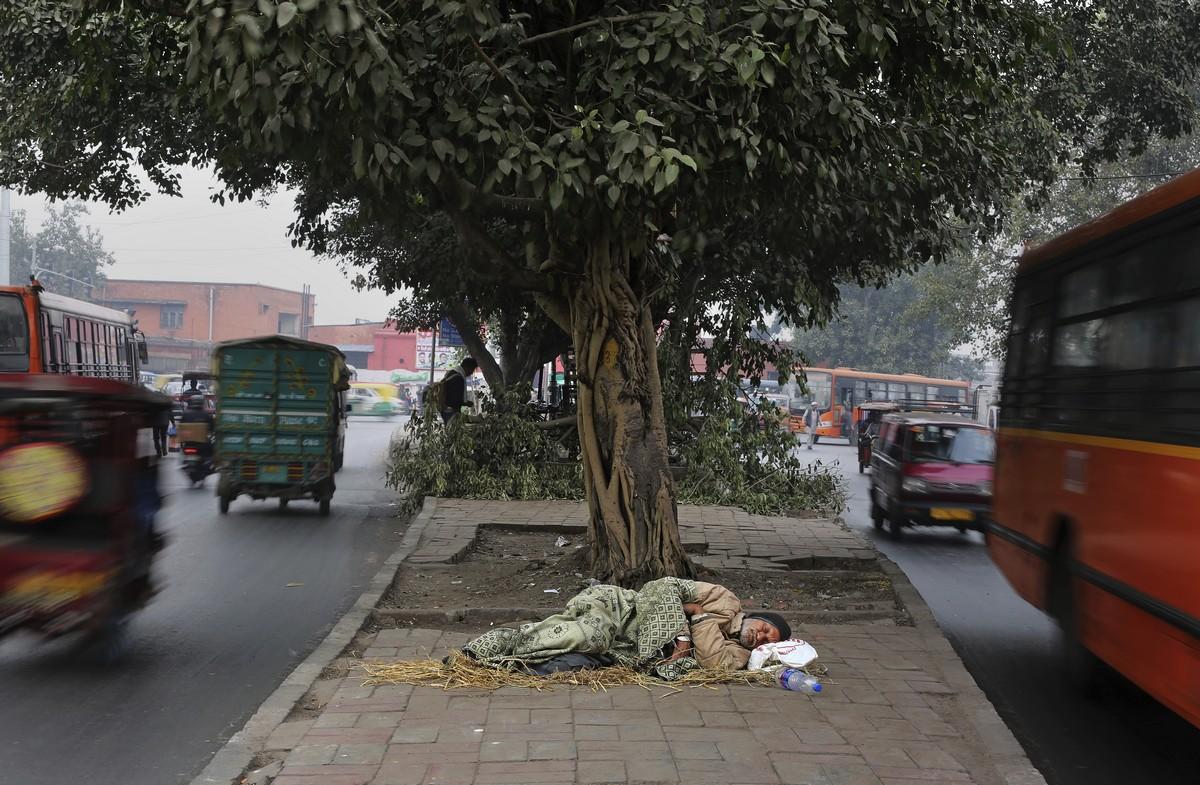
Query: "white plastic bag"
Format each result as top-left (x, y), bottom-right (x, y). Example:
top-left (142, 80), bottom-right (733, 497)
top-left (748, 638), bottom-right (819, 671)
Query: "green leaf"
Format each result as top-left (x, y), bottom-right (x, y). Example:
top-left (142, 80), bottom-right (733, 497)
top-left (617, 132), bottom-right (639, 154)
top-left (655, 41), bottom-right (670, 62)
top-left (427, 158), bottom-right (442, 184)
top-left (432, 138), bottom-right (454, 160)
top-left (276, 1), bottom-right (298, 28)
top-left (635, 109), bottom-right (649, 125)
top-left (607, 184), bottom-right (620, 205)
top-left (664, 163), bottom-right (680, 185)
top-left (638, 47), bottom-right (650, 65)
top-left (643, 156), bottom-right (662, 182)
top-left (761, 60), bottom-right (775, 86)
top-left (677, 153), bottom-right (697, 171)
top-left (549, 180), bottom-right (564, 210)
top-left (374, 142), bottom-right (388, 163)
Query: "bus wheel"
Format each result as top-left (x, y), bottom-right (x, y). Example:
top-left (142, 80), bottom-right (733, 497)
top-left (869, 491), bottom-right (885, 531)
top-left (1050, 538), bottom-right (1102, 692)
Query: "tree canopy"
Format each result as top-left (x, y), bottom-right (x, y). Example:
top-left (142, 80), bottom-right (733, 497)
top-left (8, 203), bottom-right (114, 299)
top-left (1, 0), bottom-right (1197, 580)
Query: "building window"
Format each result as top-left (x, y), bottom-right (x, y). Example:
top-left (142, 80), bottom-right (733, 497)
top-left (161, 305), bottom-right (184, 330)
top-left (278, 313), bottom-right (299, 335)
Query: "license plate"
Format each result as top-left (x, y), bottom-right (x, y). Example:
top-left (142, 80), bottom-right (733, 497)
top-left (931, 508), bottom-right (974, 521)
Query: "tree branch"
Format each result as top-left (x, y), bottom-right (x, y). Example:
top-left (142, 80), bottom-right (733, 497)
top-left (445, 301), bottom-right (505, 391)
top-left (470, 38), bottom-right (538, 118)
top-left (519, 13), bottom-right (660, 48)
top-left (445, 208), bottom-right (554, 295)
top-left (442, 174), bottom-right (543, 220)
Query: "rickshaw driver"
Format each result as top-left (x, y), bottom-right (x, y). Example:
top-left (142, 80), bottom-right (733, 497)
top-left (179, 394), bottom-right (216, 460)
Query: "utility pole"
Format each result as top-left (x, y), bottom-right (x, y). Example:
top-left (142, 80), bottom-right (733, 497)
top-left (0, 189), bottom-right (10, 286)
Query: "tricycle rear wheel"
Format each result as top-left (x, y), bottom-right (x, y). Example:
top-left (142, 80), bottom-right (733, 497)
top-left (279, 498), bottom-right (289, 510)
top-left (319, 498), bottom-right (331, 517)
top-left (219, 494), bottom-right (230, 515)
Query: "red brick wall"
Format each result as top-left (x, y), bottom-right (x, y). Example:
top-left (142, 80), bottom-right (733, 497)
top-left (96, 280), bottom-right (316, 343)
top-left (372, 331), bottom-right (418, 370)
top-left (307, 322), bottom-right (386, 346)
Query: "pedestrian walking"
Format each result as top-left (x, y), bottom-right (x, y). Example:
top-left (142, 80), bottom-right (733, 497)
top-left (806, 401), bottom-right (819, 450)
top-left (152, 403), bottom-right (174, 458)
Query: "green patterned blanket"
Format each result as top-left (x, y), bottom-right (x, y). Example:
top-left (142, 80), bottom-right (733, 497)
top-left (462, 577), bottom-right (702, 680)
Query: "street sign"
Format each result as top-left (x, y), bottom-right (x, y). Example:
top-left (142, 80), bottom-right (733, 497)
top-left (438, 317), bottom-right (464, 346)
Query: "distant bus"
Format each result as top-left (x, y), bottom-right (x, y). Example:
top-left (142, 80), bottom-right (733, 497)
top-left (786, 367), bottom-right (970, 440)
top-left (990, 169), bottom-right (1200, 728)
top-left (0, 283), bottom-right (147, 383)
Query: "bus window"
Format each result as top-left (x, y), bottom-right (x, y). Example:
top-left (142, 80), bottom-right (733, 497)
top-left (888, 382), bottom-right (906, 400)
top-left (1060, 264), bottom-right (1106, 317)
top-left (1172, 299), bottom-right (1200, 367)
top-left (1054, 319), bottom-right (1106, 367)
top-left (0, 294), bottom-right (29, 371)
top-left (802, 371), bottom-right (831, 409)
top-left (1103, 308), bottom-right (1167, 370)
top-left (868, 381), bottom-right (887, 400)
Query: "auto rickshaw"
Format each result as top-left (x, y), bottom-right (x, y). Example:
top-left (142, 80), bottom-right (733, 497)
top-left (177, 370), bottom-right (217, 486)
top-left (0, 374), bottom-right (171, 658)
top-left (856, 401), bottom-right (900, 473)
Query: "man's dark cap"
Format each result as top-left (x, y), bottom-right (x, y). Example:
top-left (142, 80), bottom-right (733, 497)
top-left (746, 612), bottom-right (792, 640)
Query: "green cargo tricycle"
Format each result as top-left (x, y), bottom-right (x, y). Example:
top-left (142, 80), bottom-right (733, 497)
top-left (213, 336), bottom-right (350, 516)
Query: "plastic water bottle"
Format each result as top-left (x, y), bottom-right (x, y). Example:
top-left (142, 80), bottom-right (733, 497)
top-left (778, 668), bottom-right (822, 694)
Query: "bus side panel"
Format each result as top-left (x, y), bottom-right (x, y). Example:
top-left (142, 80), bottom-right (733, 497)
top-left (994, 428), bottom-right (1200, 729)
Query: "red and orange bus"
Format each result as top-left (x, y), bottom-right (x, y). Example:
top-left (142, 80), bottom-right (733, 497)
top-left (0, 283), bottom-right (146, 383)
top-left (990, 170), bottom-right (1200, 728)
top-left (786, 367), bottom-right (969, 440)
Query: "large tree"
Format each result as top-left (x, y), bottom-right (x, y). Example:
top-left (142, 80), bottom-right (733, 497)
top-left (9, 203), bottom-right (114, 299)
top-left (1, 0), bottom-right (1197, 581)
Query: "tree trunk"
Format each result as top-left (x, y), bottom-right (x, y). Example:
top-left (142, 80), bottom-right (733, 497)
top-left (571, 234), bottom-right (692, 585)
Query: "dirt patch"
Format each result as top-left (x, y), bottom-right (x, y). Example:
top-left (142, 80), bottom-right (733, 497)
top-left (384, 530), bottom-right (906, 623)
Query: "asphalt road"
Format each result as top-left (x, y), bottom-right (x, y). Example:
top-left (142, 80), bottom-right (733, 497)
top-left (798, 439), bottom-right (1200, 785)
top-left (0, 417), bottom-right (407, 785)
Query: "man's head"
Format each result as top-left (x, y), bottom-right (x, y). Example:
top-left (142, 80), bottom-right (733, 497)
top-left (461, 357), bottom-right (478, 374)
top-left (737, 612), bottom-right (792, 649)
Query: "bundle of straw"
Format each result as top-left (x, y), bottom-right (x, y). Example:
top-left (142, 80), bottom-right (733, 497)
top-left (360, 652), bottom-right (825, 694)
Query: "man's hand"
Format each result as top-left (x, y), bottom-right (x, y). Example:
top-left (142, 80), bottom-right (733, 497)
top-left (666, 637), bottom-right (693, 662)
top-left (682, 602), bottom-right (704, 617)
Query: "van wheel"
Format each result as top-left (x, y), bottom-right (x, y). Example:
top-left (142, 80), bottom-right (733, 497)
top-left (319, 498), bottom-right (331, 517)
top-left (869, 491), bottom-right (885, 531)
top-left (1049, 535), bottom-right (1102, 692)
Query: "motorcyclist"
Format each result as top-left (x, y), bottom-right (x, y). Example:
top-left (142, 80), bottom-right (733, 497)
top-left (179, 393), bottom-right (215, 461)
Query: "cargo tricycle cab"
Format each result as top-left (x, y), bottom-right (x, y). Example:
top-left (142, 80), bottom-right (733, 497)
top-left (213, 336), bottom-right (351, 516)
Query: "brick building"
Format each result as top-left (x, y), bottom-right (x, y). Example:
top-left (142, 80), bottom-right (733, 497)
top-left (303, 322), bottom-right (462, 374)
top-left (95, 279), bottom-right (316, 372)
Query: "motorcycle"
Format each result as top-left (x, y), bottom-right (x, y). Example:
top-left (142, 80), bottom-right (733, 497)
top-left (180, 439), bottom-right (216, 486)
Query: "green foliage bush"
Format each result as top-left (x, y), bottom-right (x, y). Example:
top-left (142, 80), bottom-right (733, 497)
top-left (664, 376), bottom-right (847, 517)
top-left (387, 385), bottom-right (582, 514)
top-left (389, 375), bottom-right (846, 519)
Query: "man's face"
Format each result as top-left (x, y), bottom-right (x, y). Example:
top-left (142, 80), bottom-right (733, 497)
top-left (738, 619), bottom-right (782, 650)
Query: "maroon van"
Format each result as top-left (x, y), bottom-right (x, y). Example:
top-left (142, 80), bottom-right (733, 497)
top-left (868, 413), bottom-right (994, 539)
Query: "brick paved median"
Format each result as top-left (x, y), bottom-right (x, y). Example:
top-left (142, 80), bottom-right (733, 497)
top-left (229, 498), bottom-right (1044, 785)
top-left (265, 627), bottom-right (1006, 785)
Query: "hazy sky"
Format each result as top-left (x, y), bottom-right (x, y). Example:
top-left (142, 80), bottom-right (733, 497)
top-left (9, 167), bottom-right (397, 325)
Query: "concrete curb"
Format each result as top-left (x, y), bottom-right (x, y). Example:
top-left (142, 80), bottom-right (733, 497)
top-left (187, 497), bottom-right (439, 785)
top-left (371, 606), bottom-right (898, 627)
top-left (875, 552), bottom-right (1048, 785)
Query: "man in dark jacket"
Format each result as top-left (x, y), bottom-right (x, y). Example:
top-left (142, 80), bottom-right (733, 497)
top-left (441, 357), bottom-right (478, 423)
